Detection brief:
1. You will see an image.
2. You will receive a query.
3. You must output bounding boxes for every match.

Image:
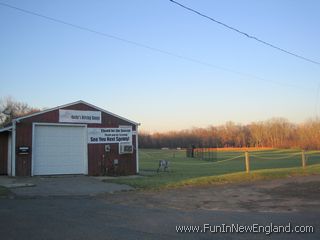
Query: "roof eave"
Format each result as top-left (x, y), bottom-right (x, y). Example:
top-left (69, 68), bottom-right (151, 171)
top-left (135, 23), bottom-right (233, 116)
top-left (14, 100), bottom-right (140, 126)
top-left (0, 125), bottom-right (13, 133)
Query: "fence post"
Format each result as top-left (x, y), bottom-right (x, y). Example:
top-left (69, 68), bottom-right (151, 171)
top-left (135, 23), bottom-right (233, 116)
top-left (245, 151), bottom-right (250, 173)
top-left (301, 150), bottom-right (306, 168)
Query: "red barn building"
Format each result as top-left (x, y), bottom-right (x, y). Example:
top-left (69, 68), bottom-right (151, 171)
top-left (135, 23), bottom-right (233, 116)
top-left (0, 101), bottom-right (139, 176)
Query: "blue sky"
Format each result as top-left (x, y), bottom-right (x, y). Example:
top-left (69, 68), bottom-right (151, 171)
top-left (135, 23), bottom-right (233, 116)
top-left (0, 0), bottom-right (319, 132)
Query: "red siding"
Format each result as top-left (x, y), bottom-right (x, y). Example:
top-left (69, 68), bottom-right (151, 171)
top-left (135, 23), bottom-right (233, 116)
top-left (0, 132), bottom-right (8, 175)
top-left (88, 137), bottom-right (137, 176)
top-left (16, 122), bottom-right (32, 176)
top-left (15, 102), bottom-right (137, 176)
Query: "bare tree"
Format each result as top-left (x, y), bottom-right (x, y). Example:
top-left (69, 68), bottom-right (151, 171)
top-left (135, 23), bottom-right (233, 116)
top-left (138, 118), bottom-right (320, 150)
top-left (0, 97), bottom-right (40, 127)
top-left (298, 118), bottom-right (320, 149)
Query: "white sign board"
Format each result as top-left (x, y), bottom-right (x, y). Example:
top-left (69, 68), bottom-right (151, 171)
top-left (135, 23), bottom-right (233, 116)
top-left (59, 109), bottom-right (101, 124)
top-left (88, 127), bottom-right (132, 144)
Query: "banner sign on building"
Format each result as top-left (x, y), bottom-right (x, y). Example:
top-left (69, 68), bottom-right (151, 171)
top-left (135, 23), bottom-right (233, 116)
top-left (87, 127), bottom-right (132, 144)
top-left (59, 109), bottom-right (101, 124)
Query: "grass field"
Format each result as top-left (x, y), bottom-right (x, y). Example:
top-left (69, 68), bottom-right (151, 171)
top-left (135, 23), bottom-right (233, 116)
top-left (106, 148), bottom-right (320, 189)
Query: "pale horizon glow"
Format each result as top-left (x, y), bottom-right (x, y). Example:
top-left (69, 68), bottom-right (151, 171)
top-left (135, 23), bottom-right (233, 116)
top-left (0, 0), bottom-right (319, 132)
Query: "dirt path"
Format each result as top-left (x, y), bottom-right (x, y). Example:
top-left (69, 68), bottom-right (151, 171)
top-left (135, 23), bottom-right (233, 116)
top-left (103, 175), bottom-right (320, 212)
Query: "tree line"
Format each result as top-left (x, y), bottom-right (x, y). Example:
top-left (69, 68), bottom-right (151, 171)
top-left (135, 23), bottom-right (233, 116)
top-left (1, 97), bottom-right (319, 150)
top-left (0, 97), bottom-right (40, 127)
top-left (139, 118), bottom-right (320, 150)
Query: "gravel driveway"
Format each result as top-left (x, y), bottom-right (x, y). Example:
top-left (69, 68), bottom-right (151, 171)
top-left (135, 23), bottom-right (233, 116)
top-left (104, 175), bottom-right (320, 212)
top-left (1, 175), bottom-right (319, 239)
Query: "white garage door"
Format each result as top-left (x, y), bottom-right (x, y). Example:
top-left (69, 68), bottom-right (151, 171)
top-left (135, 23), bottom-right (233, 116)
top-left (33, 125), bottom-right (87, 175)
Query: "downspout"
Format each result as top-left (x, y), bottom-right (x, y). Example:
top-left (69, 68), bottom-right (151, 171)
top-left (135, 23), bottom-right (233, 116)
top-left (136, 125), bottom-right (139, 174)
top-left (11, 120), bottom-right (16, 176)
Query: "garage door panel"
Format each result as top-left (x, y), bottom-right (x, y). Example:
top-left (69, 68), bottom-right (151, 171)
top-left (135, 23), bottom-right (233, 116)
top-left (33, 125), bottom-right (87, 175)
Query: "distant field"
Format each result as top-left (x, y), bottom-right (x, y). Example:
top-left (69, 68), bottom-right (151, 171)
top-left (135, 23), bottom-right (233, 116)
top-left (107, 148), bottom-right (320, 189)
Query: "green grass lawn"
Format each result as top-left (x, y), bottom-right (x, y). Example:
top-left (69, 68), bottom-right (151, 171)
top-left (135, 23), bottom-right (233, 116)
top-left (106, 148), bottom-right (320, 189)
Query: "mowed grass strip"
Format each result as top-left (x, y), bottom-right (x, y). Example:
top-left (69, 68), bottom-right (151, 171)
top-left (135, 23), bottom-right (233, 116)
top-left (167, 164), bottom-right (320, 189)
top-left (105, 149), bottom-right (320, 189)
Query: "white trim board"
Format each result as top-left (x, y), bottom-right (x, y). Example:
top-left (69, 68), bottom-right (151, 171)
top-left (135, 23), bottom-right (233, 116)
top-left (0, 126), bottom-right (12, 133)
top-left (7, 133), bottom-right (12, 176)
top-left (14, 100), bottom-right (140, 126)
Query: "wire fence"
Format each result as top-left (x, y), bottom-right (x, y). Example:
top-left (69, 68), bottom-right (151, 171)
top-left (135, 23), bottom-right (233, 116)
top-left (173, 154), bottom-right (244, 166)
top-left (187, 147), bottom-right (320, 172)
